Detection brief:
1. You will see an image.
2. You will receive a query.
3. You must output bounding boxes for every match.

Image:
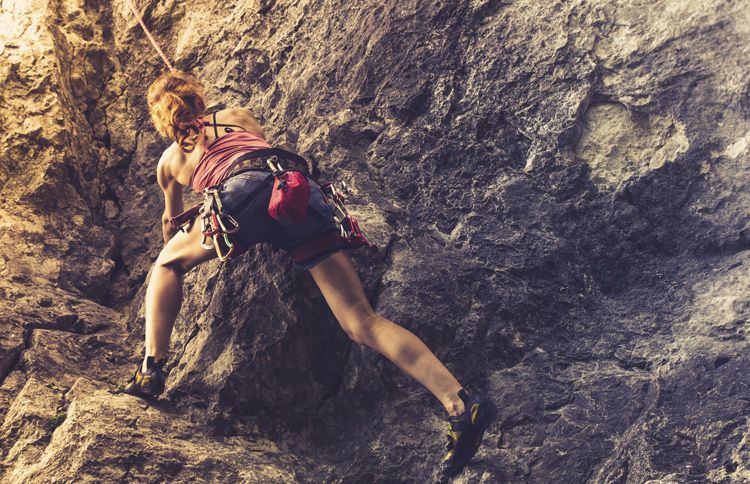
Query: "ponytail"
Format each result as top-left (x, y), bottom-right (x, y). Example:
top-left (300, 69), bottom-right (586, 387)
top-left (147, 70), bottom-right (206, 152)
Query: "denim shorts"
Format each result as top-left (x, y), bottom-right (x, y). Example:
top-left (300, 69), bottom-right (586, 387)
top-left (217, 171), bottom-right (343, 269)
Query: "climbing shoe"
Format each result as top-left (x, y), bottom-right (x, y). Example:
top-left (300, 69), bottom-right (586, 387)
top-left (123, 356), bottom-right (166, 398)
top-left (439, 389), bottom-right (497, 477)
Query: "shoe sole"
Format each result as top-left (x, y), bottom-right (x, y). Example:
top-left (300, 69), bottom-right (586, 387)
top-left (442, 399), bottom-right (498, 477)
top-left (468, 400), bottom-right (497, 461)
top-left (122, 385), bottom-right (162, 399)
top-left (122, 377), bottom-right (165, 399)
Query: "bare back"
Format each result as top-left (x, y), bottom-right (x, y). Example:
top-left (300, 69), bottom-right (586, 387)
top-left (161, 107), bottom-right (265, 187)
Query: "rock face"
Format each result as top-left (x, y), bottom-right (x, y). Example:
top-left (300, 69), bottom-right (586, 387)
top-left (2, 0), bottom-right (750, 482)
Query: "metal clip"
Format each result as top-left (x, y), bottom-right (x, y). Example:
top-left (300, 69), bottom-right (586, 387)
top-left (213, 234), bottom-right (234, 261)
top-left (200, 216), bottom-right (216, 249)
top-left (216, 212), bottom-right (239, 234)
top-left (266, 155), bottom-right (283, 173)
top-left (199, 183), bottom-right (243, 260)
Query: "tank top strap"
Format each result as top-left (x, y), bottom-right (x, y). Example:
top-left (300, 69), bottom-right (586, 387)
top-left (212, 111), bottom-right (220, 138)
top-left (193, 117), bottom-right (207, 147)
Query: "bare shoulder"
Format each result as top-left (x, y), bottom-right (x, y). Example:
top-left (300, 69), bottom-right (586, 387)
top-left (221, 107), bottom-right (259, 123)
top-left (223, 107), bottom-right (264, 134)
top-left (226, 107), bottom-right (257, 118)
top-left (156, 143), bottom-right (180, 188)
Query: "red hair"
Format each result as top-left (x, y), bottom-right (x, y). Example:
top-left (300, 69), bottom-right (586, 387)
top-left (147, 70), bottom-right (206, 152)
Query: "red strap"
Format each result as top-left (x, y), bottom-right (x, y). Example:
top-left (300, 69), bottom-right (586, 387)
top-left (289, 232), bottom-right (345, 262)
top-left (169, 203), bottom-right (201, 230)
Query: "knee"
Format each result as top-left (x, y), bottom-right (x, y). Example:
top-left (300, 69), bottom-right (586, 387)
top-left (343, 310), bottom-right (381, 346)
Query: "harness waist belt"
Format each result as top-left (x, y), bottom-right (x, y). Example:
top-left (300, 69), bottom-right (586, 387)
top-left (223, 148), bottom-right (310, 181)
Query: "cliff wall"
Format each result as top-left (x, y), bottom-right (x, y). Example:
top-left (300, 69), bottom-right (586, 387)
top-left (1, 0), bottom-right (750, 481)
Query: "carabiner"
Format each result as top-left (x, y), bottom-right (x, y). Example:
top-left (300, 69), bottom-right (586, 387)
top-left (223, 233), bottom-right (234, 249)
top-left (213, 234), bottom-right (234, 261)
top-left (216, 212), bottom-right (240, 234)
top-left (201, 234), bottom-right (215, 250)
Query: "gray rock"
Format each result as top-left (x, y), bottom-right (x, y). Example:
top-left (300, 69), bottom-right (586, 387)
top-left (2, 0), bottom-right (750, 482)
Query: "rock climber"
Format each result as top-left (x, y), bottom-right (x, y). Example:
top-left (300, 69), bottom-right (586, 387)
top-left (123, 69), bottom-right (496, 476)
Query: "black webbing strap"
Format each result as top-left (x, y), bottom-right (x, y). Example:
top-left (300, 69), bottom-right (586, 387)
top-left (225, 148), bottom-right (311, 178)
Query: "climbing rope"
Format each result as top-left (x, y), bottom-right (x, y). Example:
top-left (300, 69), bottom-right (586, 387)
top-left (126, 0), bottom-right (175, 72)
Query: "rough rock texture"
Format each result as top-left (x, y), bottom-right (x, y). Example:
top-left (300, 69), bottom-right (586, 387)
top-left (2, 0), bottom-right (750, 482)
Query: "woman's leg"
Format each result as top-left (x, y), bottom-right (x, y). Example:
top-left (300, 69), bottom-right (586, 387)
top-left (143, 219), bottom-right (217, 371)
top-left (309, 251), bottom-right (466, 416)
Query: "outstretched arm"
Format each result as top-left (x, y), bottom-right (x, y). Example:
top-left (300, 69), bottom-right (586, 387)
top-left (157, 151), bottom-right (183, 244)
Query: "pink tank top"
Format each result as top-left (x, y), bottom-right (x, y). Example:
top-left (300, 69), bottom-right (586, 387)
top-left (189, 116), bottom-right (271, 192)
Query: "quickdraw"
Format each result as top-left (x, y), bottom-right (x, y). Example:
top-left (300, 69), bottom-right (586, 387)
top-left (198, 187), bottom-right (239, 261)
top-left (319, 181), bottom-right (378, 251)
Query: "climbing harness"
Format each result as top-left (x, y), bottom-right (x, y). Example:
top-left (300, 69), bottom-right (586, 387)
top-left (170, 148), bottom-right (312, 262)
top-left (170, 149), bottom-right (378, 262)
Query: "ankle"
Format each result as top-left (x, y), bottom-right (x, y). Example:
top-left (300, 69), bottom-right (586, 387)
top-left (445, 394), bottom-right (465, 417)
top-left (141, 355), bottom-right (166, 373)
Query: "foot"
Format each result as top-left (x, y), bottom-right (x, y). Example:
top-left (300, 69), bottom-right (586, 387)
top-left (123, 356), bottom-right (166, 398)
top-left (439, 389), bottom-right (497, 477)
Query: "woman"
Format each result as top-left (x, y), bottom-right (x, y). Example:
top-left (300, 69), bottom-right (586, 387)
top-left (124, 70), bottom-right (496, 476)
